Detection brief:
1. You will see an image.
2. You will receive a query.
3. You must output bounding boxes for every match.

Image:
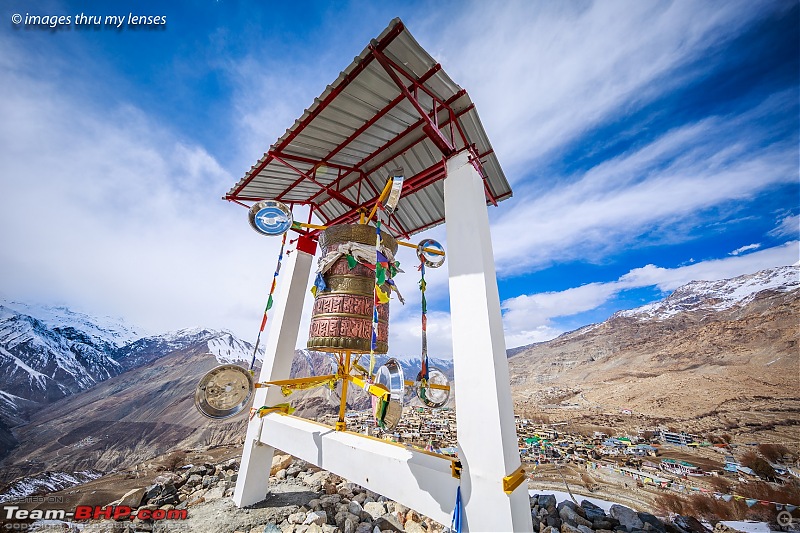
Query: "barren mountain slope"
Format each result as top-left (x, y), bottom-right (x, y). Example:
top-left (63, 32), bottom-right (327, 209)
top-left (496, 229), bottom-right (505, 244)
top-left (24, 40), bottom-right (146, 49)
top-left (508, 268), bottom-right (799, 443)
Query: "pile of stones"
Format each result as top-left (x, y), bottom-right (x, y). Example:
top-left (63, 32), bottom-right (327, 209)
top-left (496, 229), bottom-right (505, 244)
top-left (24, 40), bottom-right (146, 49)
top-left (93, 455), bottom-right (748, 533)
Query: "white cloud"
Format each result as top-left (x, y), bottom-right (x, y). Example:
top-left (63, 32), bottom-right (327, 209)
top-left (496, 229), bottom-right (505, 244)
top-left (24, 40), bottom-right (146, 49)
top-left (730, 243), bottom-right (761, 256)
top-left (500, 241), bottom-right (799, 346)
top-left (769, 214), bottom-right (800, 239)
top-left (0, 38), bottom-right (287, 340)
top-left (429, 0), bottom-right (781, 176)
top-left (488, 93), bottom-right (797, 274)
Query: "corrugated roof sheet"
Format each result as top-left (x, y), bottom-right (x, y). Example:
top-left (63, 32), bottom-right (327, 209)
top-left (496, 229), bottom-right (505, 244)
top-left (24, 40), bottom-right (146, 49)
top-left (226, 18), bottom-right (511, 238)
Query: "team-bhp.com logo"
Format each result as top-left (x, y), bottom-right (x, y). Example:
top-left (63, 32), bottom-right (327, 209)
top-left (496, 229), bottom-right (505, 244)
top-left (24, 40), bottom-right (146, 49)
top-left (3, 504), bottom-right (187, 523)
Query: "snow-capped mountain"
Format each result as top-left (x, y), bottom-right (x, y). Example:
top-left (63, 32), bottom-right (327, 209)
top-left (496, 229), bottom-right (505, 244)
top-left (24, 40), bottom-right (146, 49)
top-left (617, 265), bottom-right (799, 320)
top-left (289, 349), bottom-right (453, 381)
top-left (0, 300), bottom-right (141, 349)
top-left (112, 327), bottom-right (264, 369)
top-left (0, 301), bottom-right (265, 462)
top-left (207, 331), bottom-right (264, 365)
top-left (0, 305), bottom-right (127, 404)
top-left (0, 469), bottom-right (104, 503)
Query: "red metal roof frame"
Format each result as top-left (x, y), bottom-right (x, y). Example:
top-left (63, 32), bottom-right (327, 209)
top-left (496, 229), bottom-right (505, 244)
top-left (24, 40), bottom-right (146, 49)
top-left (225, 18), bottom-right (511, 239)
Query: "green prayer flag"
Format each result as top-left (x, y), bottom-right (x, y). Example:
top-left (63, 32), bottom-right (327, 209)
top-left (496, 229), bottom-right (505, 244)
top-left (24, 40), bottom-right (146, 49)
top-left (266, 294), bottom-right (274, 311)
top-left (376, 264), bottom-right (386, 285)
top-left (346, 254), bottom-right (357, 269)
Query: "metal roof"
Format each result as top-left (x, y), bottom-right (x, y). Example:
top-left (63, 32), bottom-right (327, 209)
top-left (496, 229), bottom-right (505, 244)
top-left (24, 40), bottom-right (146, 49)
top-left (225, 18), bottom-right (511, 239)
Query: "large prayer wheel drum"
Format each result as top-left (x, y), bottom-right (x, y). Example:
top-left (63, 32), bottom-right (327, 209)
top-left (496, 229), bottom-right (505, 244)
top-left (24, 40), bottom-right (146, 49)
top-left (308, 224), bottom-right (397, 353)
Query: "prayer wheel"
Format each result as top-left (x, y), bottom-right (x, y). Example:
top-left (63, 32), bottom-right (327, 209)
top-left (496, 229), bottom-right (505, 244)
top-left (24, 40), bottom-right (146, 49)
top-left (308, 224), bottom-right (397, 353)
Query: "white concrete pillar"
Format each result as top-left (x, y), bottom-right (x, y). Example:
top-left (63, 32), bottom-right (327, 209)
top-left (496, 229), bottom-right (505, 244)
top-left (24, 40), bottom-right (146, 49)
top-left (444, 150), bottom-right (533, 532)
top-left (233, 236), bottom-right (316, 507)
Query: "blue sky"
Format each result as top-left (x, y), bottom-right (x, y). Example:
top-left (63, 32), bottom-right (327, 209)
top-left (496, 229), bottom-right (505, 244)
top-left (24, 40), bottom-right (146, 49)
top-left (1, 1), bottom-right (797, 356)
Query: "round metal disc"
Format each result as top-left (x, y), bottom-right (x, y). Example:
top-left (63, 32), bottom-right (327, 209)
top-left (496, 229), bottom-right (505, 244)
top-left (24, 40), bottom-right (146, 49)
top-left (248, 200), bottom-right (293, 236)
top-left (416, 367), bottom-right (450, 408)
top-left (195, 365), bottom-right (254, 419)
top-left (416, 239), bottom-right (445, 268)
top-left (372, 358), bottom-right (405, 431)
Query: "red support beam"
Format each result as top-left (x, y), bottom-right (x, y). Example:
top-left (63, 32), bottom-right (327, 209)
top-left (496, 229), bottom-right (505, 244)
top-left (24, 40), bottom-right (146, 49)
top-left (312, 92), bottom-right (469, 217)
top-left (225, 21), bottom-right (405, 203)
top-left (321, 160), bottom-right (446, 230)
top-left (369, 45), bottom-right (454, 157)
top-left (323, 63), bottom-right (443, 165)
top-left (274, 22), bottom-right (405, 153)
top-left (228, 152), bottom-right (274, 200)
top-left (271, 154), bottom-right (358, 209)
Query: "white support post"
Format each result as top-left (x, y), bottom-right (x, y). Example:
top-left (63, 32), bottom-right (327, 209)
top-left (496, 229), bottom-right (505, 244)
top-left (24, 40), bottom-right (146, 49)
top-left (444, 150), bottom-right (533, 532)
top-left (234, 236), bottom-right (316, 507)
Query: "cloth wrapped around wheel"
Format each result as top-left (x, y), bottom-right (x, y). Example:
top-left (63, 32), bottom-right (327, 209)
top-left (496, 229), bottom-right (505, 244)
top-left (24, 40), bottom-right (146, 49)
top-left (308, 224), bottom-right (398, 353)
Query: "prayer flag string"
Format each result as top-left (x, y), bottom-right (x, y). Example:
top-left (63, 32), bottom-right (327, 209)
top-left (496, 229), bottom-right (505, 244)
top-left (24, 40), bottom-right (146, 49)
top-left (249, 232), bottom-right (287, 371)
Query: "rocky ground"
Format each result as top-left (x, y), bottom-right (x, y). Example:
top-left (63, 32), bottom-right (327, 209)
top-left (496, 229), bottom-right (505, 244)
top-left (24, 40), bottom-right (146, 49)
top-left (7, 452), bottom-right (793, 533)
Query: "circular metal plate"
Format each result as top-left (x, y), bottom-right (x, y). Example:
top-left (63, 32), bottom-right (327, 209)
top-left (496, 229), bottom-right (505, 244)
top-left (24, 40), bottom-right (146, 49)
top-left (416, 239), bottom-right (445, 268)
top-left (248, 200), bottom-right (293, 236)
top-left (372, 358), bottom-right (405, 431)
top-left (195, 365), bottom-right (254, 419)
top-left (416, 367), bottom-right (450, 408)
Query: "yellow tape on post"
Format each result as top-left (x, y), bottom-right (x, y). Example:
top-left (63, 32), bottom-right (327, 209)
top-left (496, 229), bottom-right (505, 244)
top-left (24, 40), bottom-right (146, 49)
top-left (502, 464), bottom-right (526, 494)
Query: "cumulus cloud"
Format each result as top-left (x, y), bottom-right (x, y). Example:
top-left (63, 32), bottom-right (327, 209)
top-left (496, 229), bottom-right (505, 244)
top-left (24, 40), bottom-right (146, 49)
top-left (0, 35), bottom-right (285, 339)
top-left (500, 241), bottom-right (798, 346)
top-left (730, 244), bottom-right (761, 256)
top-left (488, 92), bottom-right (797, 274)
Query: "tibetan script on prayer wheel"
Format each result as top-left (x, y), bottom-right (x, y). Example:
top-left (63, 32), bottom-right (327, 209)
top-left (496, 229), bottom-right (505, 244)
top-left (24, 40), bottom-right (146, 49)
top-left (308, 224), bottom-right (397, 354)
top-left (308, 224), bottom-right (397, 353)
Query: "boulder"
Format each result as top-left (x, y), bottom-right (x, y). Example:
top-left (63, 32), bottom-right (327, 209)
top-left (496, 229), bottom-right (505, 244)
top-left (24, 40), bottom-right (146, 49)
top-left (305, 470), bottom-right (331, 487)
top-left (542, 528), bottom-right (559, 533)
top-left (306, 525), bottom-right (324, 533)
top-left (405, 520), bottom-right (426, 533)
top-left (638, 512), bottom-right (665, 532)
top-left (354, 523), bottom-right (373, 533)
top-left (559, 506), bottom-right (593, 528)
top-left (202, 474), bottom-right (220, 487)
top-left (547, 516), bottom-right (563, 529)
top-left (363, 502), bottom-right (387, 520)
top-left (276, 469), bottom-right (287, 480)
top-left (319, 494), bottom-right (342, 507)
top-left (348, 501), bottom-right (364, 516)
top-left (204, 485), bottom-right (225, 500)
top-left (539, 495), bottom-right (557, 510)
top-left (610, 505), bottom-right (644, 531)
top-left (187, 465), bottom-right (206, 477)
top-left (148, 483), bottom-right (178, 506)
top-left (153, 473), bottom-right (183, 488)
top-left (558, 501), bottom-right (587, 519)
top-left (118, 487), bottom-right (146, 508)
top-left (271, 454), bottom-right (293, 476)
top-left (577, 526), bottom-right (594, 533)
top-left (303, 511), bottom-right (327, 527)
top-left (374, 514), bottom-right (404, 532)
top-left (288, 511), bottom-right (307, 525)
top-left (581, 500), bottom-right (607, 521)
top-left (334, 511), bottom-right (359, 533)
top-left (673, 515), bottom-right (711, 533)
top-left (560, 524), bottom-right (582, 533)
